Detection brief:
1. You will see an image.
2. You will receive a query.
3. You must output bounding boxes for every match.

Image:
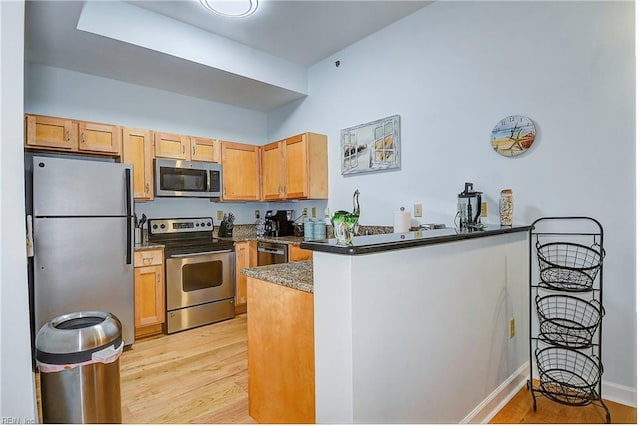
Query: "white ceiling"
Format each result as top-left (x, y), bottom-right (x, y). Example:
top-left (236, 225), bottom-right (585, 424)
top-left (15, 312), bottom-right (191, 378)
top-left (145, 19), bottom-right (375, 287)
top-left (24, 0), bottom-right (431, 111)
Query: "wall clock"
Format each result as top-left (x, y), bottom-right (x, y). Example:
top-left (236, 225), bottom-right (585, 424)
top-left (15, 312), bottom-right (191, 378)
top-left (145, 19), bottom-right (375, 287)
top-left (491, 115), bottom-right (536, 157)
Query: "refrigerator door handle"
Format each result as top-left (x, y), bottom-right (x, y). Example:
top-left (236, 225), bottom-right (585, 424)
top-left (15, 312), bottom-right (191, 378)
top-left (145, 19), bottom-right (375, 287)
top-left (125, 168), bottom-right (132, 265)
top-left (26, 214), bottom-right (34, 258)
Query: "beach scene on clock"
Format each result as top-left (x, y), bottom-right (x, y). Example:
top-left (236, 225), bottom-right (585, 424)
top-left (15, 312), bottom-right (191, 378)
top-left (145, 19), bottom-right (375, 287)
top-left (491, 115), bottom-right (536, 157)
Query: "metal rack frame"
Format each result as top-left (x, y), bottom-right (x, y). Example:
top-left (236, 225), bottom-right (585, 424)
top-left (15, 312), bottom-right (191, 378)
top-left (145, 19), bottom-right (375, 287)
top-left (527, 216), bottom-right (610, 423)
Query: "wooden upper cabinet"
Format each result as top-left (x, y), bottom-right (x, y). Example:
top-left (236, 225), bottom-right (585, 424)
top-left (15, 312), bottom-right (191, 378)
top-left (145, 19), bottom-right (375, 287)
top-left (154, 132), bottom-right (189, 160)
top-left (25, 114), bottom-right (77, 150)
top-left (122, 127), bottom-right (154, 201)
top-left (261, 141), bottom-right (284, 200)
top-left (190, 136), bottom-right (219, 163)
top-left (25, 114), bottom-right (121, 156)
top-left (220, 141), bottom-right (261, 201)
top-left (78, 121), bottom-right (121, 155)
top-left (261, 132), bottom-right (328, 200)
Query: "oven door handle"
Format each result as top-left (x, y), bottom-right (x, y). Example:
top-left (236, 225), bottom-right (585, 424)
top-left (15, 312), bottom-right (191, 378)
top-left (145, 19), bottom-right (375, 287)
top-left (168, 250), bottom-right (233, 258)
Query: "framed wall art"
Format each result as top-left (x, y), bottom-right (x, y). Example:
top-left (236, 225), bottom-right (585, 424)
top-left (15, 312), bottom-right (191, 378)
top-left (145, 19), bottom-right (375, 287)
top-left (340, 114), bottom-right (400, 175)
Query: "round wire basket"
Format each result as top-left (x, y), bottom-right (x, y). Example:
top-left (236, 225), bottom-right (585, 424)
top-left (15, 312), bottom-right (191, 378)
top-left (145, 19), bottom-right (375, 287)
top-left (536, 295), bottom-right (604, 348)
top-left (535, 346), bottom-right (603, 406)
top-left (536, 242), bottom-right (605, 291)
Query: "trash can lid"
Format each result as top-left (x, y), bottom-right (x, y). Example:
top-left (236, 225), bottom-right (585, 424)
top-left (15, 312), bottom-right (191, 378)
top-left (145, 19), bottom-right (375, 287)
top-left (36, 311), bottom-right (122, 365)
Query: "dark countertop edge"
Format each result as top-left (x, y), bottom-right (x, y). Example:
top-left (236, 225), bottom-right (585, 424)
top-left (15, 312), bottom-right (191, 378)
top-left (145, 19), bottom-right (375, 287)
top-left (300, 225), bottom-right (533, 255)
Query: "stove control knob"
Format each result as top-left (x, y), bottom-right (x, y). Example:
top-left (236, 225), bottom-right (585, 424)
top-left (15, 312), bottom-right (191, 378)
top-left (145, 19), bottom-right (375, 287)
top-left (160, 224), bottom-right (166, 229)
top-left (195, 223), bottom-right (200, 227)
top-left (152, 224), bottom-right (158, 230)
top-left (201, 222), bottom-right (206, 227)
top-left (207, 222), bottom-right (212, 227)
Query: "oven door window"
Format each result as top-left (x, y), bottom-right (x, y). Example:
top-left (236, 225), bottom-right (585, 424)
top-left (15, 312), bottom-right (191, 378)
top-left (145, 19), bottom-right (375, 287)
top-left (182, 260), bottom-right (224, 292)
top-left (160, 167), bottom-right (208, 193)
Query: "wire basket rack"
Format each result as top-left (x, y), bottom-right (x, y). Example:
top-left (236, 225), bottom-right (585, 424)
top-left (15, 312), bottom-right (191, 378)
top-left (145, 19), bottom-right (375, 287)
top-left (536, 295), bottom-right (604, 349)
top-left (535, 346), bottom-right (603, 406)
top-left (536, 241), bottom-right (605, 291)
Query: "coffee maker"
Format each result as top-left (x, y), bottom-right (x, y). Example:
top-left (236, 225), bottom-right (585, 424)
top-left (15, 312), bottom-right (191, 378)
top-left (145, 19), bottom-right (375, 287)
top-left (457, 182), bottom-right (482, 230)
top-left (264, 210), bottom-right (294, 237)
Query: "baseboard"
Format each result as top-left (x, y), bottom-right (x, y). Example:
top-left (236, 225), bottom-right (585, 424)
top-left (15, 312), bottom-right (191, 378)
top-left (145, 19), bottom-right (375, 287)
top-left (461, 362), bottom-right (529, 424)
top-left (602, 380), bottom-right (637, 408)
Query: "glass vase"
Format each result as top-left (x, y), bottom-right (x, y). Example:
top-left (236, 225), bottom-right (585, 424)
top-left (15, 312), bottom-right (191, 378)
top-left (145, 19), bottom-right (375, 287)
top-left (500, 189), bottom-right (513, 226)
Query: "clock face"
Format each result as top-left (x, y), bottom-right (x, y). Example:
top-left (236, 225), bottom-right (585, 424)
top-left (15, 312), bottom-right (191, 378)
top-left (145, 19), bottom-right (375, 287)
top-left (491, 115), bottom-right (536, 157)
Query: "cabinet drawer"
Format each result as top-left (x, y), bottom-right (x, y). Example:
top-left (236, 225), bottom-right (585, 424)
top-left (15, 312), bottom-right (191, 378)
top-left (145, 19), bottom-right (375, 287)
top-left (134, 249), bottom-right (163, 267)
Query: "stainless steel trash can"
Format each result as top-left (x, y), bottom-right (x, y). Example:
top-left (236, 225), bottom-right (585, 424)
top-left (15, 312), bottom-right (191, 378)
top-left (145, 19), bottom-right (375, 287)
top-left (36, 311), bottom-right (123, 423)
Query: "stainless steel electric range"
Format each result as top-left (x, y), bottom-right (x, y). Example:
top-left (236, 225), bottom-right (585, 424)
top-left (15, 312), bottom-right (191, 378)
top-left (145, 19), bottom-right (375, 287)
top-left (147, 217), bottom-right (235, 334)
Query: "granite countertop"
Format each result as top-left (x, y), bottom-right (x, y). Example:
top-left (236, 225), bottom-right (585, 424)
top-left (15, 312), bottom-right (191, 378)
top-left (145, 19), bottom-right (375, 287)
top-left (242, 260), bottom-right (313, 293)
top-left (300, 224), bottom-right (533, 255)
top-left (134, 242), bottom-right (165, 250)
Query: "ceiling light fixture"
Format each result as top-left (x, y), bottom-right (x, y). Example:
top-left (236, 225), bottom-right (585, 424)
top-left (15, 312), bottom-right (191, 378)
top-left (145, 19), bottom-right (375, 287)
top-left (199, 0), bottom-right (258, 18)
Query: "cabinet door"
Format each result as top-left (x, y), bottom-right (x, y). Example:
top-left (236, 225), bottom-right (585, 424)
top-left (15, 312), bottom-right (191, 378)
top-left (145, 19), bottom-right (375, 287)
top-left (134, 264), bottom-right (165, 327)
top-left (122, 127), bottom-right (154, 200)
top-left (78, 121), bottom-right (122, 155)
top-left (190, 137), bottom-right (219, 163)
top-left (289, 244), bottom-right (312, 262)
top-left (261, 141), bottom-right (284, 200)
top-left (235, 240), bottom-right (257, 314)
top-left (154, 132), bottom-right (189, 160)
top-left (220, 141), bottom-right (261, 201)
top-left (284, 134), bottom-right (309, 199)
top-left (25, 114), bottom-right (78, 150)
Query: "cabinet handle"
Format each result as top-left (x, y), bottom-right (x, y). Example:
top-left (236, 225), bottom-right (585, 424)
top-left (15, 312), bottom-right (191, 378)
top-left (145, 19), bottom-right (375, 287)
top-left (65, 130), bottom-right (70, 142)
top-left (145, 183), bottom-right (150, 193)
top-left (81, 132), bottom-right (85, 144)
top-left (182, 145), bottom-right (185, 154)
top-left (143, 257), bottom-right (153, 265)
top-left (192, 146), bottom-right (195, 156)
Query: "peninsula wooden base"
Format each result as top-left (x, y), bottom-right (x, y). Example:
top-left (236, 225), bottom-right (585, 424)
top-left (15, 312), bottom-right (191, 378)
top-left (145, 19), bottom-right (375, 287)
top-left (247, 277), bottom-right (314, 423)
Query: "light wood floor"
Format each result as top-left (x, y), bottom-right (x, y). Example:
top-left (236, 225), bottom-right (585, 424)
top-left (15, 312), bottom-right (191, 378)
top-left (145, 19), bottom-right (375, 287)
top-left (120, 314), bottom-right (254, 423)
top-left (118, 315), bottom-right (635, 424)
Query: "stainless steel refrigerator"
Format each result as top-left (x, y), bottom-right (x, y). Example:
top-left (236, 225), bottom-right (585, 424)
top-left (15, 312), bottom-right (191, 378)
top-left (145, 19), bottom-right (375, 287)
top-left (29, 155), bottom-right (135, 345)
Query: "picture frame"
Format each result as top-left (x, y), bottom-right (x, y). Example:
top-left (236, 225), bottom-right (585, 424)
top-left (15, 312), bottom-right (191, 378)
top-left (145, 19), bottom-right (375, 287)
top-left (340, 114), bottom-right (401, 175)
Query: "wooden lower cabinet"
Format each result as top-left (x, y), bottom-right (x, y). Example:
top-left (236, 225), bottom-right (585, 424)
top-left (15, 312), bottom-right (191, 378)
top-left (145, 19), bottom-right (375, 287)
top-left (134, 248), bottom-right (165, 338)
top-left (289, 244), bottom-right (312, 262)
top-left (234, 240), bottom-right (257, 314)
top-left (247, 277), bottom-right (315, 423)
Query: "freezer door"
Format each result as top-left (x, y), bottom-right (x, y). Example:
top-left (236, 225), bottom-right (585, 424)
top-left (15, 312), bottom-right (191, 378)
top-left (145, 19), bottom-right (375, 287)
top-left (33, 217), bottom-right (135, 345)
top-left (33, 156), bottom-right (132, 217)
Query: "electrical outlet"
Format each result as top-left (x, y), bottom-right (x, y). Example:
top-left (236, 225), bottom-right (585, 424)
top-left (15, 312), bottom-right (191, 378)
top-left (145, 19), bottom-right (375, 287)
top-left (254, 210), bottom-right (260, 219)
top-left (509, 318), bottom-right (515, 338)
top-left (413, 204), bottom-right (422, 218)
top-left (303, 208), bottom-right (308, 217)
top-left (312, 207), bottom-right (317, 218)
top-left (481, 202), bottom-right (488, 217)
top-left (217, 210), bottom-right (224, 220)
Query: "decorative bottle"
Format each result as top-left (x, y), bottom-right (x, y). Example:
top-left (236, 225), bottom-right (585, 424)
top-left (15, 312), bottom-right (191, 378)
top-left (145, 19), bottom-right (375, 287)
top-left (499, 189), bottom-right (513, 226)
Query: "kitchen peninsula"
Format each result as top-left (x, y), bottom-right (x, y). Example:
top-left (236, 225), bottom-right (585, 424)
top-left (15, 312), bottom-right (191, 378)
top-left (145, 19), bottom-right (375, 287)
top-left (244, 225), bottom-right (531, 423)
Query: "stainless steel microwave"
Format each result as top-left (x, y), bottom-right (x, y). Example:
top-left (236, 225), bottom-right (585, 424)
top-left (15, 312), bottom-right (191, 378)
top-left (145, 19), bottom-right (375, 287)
top-left (155, 159), bottom-right (222, 198)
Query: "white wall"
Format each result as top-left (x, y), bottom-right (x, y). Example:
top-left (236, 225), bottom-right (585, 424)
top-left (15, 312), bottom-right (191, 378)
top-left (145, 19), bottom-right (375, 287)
top-left (25, 63), bottom-right (327, 224)
top-left (269, 1), bottom-right (636, 400)
top-left (1, 0), bottom-right (38, 420)
top-left (313, 232), bottom-right (529, 422)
